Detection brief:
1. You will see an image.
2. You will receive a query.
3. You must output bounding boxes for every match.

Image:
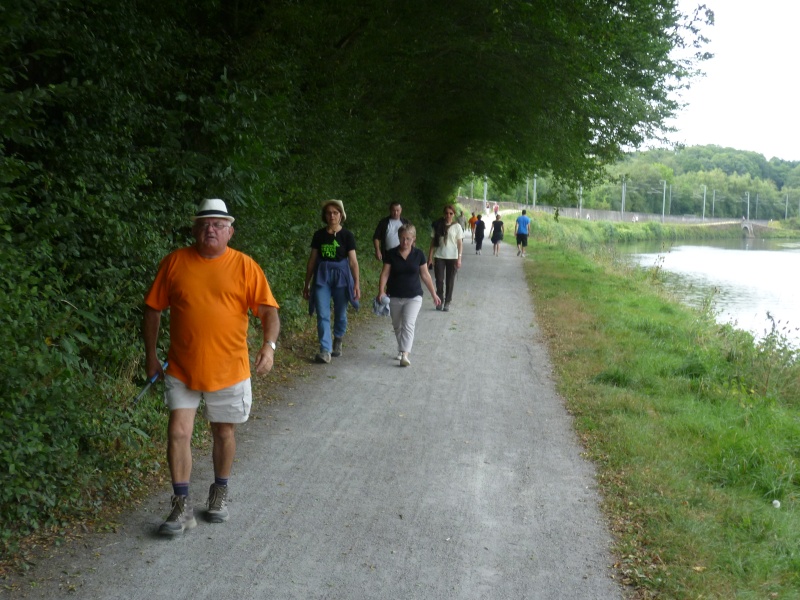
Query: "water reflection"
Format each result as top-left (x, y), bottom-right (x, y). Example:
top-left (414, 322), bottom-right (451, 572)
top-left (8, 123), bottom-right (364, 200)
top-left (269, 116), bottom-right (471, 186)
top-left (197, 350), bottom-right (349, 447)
top-left (624, 238), bottom-right (800, 346)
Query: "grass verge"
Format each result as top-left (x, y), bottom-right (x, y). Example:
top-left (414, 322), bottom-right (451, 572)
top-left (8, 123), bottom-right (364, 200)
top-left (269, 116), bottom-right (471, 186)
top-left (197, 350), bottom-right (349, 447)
top-left (525, 238), bottom-right (800, 598)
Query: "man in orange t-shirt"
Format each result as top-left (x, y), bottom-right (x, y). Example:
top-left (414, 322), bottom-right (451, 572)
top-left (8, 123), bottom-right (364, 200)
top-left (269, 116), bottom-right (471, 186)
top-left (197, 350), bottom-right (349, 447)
top-left (468, 212), bottom-right (478, 243)
top-left (143, 198), bottom-right (280, 536)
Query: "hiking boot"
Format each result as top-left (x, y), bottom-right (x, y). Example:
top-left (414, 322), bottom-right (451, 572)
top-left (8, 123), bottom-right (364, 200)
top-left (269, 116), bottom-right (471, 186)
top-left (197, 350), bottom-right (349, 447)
top-left (315, 351), bottom-right (331, 364)
top-left (158, 495), bottom-right (197, 536)
top-left (331, 337), bottom-right (343, 357)
top-left (206, 483), bottom-right (229, 523)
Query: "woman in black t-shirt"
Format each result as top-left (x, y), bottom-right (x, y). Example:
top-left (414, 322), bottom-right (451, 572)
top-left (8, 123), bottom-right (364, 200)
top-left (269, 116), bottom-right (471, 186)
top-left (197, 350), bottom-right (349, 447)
top-left (489, 214), bottom-right (504, 256)
top-left (377, 224), bottom-right (441, 367)
top-left (303, 200), bottom-right (361, 364)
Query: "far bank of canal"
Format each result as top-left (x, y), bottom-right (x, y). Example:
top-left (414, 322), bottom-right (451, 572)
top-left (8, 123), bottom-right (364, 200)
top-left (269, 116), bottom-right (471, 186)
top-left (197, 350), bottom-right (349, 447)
top-left (622, 237), bottom-right (800, 346)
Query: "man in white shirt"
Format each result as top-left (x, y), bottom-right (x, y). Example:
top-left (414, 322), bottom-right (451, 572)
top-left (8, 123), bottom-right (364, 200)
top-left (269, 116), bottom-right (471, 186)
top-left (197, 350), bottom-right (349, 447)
top-left (372, 202), bottom-right (409, 261)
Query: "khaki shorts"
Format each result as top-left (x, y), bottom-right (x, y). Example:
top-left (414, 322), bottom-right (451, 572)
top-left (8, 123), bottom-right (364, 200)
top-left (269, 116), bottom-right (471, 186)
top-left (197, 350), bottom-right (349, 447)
top-left (164, 375), bottom-right (252, 424)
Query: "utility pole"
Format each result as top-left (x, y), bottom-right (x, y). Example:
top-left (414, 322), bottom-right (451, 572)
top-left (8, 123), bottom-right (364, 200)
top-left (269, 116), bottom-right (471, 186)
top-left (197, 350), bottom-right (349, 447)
top-left (533, 174), bottom-right (538, 209)
top-left (668, 185), bottom-right (672, 216)
top-left (712, 189), bottom-right (716, 218)
top-left (483, 175), bottom-right (488, 213)
top-left (526, 178), bottom-right (529, 206)
top-left (745, 191), bottom-right (750, 220)
top-left (660, 180), bottom-right (667, 222)
top-left (621, 175), bottom-right (626, 215)
top-left (578, 183), bottom-right (583, 218)
top-left (702, 185), bottom-right (707, 221)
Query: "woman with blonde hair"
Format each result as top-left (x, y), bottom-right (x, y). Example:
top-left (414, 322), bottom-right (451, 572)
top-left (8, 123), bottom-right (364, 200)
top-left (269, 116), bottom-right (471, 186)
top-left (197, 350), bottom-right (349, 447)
top-left (378, 224), bottom-right (440, 366)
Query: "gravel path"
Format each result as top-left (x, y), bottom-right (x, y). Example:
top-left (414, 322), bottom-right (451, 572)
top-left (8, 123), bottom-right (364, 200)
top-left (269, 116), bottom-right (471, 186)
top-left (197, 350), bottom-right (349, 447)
top-left (5, 238), bottom-right (622, 600)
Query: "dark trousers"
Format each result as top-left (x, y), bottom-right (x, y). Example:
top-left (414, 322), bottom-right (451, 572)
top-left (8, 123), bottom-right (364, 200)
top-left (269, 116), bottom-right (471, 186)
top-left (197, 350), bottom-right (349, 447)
top-left (434, 258), bottom-right (458, 304)
top-left (475, 236), bottom-right (484, 251)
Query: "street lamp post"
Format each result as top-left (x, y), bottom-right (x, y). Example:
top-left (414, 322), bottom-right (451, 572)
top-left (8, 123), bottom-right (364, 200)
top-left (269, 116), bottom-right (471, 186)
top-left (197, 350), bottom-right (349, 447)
top-left (712, 189), bottom-right (716, 218)
top-left (660, 180), bottom-right (667, 222)
top-left (533, 174), bottom-right (537, 209)
top-left (745, 191), bottom-right (750, 220)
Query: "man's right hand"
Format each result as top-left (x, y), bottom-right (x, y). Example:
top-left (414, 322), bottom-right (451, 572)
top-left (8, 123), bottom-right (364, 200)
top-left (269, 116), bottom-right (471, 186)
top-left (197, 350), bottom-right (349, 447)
top-left (145, 355), bottom-right (166, 380)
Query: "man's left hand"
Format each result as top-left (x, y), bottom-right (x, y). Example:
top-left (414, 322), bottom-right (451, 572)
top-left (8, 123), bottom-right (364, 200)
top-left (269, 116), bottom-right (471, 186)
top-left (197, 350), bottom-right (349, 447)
top-left (254, 345), bottom-right (275, 375)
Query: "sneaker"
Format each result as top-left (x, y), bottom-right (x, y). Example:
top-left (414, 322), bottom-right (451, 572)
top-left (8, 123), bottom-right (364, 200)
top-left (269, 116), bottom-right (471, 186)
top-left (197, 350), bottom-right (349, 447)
top-left (517, 250), bottom-right (521, 256)
top-left (206, 483), bottom-right (229, 523)
top-left (400, 354), bottom-right (411, 367)
top-left (442, 303), bottom-right (450, 312)
top-left (436, 304), bottom-right (443, 311)
top-left (395, 352), bottom-right (403, 360)
top-left (158, 495), bottom-right (197, 536)
top-left (315, 351), bottom-right (331, 363)
top-left (331, 337), bottom-right (343, 357)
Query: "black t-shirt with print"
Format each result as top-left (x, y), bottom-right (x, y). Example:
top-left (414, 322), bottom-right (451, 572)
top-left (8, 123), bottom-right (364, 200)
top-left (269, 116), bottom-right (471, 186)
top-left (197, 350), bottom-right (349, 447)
top-left (311, 228), bottom-right (357, 262)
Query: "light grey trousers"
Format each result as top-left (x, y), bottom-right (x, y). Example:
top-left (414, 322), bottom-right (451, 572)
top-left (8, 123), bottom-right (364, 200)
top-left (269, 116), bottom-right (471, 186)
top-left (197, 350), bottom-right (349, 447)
top-left (389, 295), bottom-right (423, 353)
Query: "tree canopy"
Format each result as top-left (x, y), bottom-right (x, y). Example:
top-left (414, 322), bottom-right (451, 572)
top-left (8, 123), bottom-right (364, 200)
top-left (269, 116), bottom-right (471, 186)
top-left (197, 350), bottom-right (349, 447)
top-left (0, 0), bottom-right (710, 549)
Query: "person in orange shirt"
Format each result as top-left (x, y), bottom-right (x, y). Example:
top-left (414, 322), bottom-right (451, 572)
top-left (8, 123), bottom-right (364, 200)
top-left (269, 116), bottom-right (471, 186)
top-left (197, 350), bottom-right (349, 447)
top-left (143, 198), bottom-right (280, 536)
top-left (468, 212), bottom-right (478, 243)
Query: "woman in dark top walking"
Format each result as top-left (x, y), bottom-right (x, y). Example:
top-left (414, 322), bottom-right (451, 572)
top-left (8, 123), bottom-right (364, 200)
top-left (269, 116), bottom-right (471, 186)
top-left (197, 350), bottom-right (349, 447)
top-left (303, 200), bottom-right (361, 364)
top-left (489, 213), bottom-right (504, 256)
top-left (377, 224), bottom-right (440, 366)
top-left (474, 214), bottom-right (486, 254)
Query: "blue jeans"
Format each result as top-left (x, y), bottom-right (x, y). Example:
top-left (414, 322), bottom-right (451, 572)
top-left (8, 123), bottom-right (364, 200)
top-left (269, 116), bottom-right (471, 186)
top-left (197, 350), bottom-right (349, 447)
top-left (314, 283), bottom-right (348, 352)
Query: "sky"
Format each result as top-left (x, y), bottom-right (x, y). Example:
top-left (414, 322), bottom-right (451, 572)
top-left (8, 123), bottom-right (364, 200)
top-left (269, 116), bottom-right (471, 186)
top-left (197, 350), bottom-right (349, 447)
top-left (659, 0), bottom-right (800, 162)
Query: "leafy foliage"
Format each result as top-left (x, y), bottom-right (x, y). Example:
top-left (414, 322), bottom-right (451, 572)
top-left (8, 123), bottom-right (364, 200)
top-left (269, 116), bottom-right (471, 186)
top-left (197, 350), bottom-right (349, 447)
top-left (1, 0), bottom-right (708, 555)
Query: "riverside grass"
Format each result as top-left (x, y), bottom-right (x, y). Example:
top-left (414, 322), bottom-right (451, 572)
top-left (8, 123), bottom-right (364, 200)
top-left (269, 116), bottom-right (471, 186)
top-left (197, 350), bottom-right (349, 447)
top-left (521, 214), bottom-right (800, 598)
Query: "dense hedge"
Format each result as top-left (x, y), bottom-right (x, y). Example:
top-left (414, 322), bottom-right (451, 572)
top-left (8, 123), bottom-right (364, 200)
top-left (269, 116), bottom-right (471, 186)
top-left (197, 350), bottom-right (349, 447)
top-left (0, 1), bottom-right (431, 554)
top-left (1, 0), bottom-right (705, 557)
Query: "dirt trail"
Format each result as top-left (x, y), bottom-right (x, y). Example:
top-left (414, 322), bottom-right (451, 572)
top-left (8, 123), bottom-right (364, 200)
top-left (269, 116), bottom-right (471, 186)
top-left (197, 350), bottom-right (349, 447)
top-left (5, 235), bottom-right (622, 600)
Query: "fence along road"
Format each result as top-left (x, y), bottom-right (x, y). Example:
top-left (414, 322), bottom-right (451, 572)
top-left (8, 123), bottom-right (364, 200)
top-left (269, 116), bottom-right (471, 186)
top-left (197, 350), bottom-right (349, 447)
top-left (9, 238), bottom-right (622, 600)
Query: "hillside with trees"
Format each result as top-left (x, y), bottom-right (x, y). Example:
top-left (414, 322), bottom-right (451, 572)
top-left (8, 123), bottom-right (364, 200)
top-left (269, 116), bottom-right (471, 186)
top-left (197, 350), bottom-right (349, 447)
top-left (484, 145), bottom-right (800, 222)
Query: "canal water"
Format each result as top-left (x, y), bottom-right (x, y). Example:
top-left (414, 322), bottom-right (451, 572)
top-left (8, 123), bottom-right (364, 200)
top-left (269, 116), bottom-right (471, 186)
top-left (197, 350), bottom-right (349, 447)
top-left (622, 238), bottom-right (800, 347)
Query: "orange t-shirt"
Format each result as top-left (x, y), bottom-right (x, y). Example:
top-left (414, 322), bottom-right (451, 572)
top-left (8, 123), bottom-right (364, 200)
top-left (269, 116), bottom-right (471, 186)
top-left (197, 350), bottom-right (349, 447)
top-left (145, 246), bottom-right (279, 391)
top-left (468, 216), bottom-right (478, 228)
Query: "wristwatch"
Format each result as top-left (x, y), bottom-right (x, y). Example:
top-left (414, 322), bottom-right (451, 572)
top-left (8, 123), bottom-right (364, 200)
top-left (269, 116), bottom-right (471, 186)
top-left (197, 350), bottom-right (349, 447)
top-left (266, 341), bottom-right (276, 351)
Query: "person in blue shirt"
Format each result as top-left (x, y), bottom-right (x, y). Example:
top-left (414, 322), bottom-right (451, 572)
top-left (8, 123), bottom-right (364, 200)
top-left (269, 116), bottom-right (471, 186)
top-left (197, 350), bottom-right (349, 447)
top-left (514, 209), bottom-right (532, 257)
